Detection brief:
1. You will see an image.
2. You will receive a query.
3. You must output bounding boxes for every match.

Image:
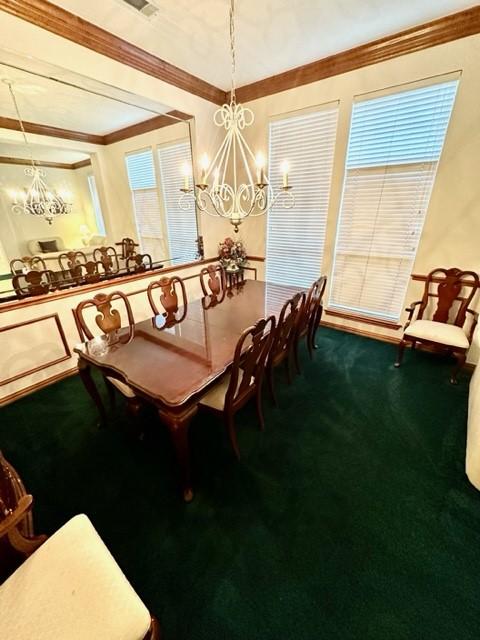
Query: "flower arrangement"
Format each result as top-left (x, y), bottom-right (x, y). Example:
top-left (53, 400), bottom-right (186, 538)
top-left (218, 237), bottom-right (247, 270)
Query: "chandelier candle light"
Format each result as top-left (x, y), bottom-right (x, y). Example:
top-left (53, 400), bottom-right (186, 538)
top-left (180, 0), bottom-right (294, 232)
top-left (3, 79), bottom-right (73, 225)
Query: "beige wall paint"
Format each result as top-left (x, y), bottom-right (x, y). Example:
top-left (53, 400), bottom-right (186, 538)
top-left (237, 34), bottom-right (480, 361)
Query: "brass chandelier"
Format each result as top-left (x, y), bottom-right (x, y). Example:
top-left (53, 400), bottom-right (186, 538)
top-left (4, 79), bottom-right (72, 225)
top-left (180, 0), bottom-right (294, 232)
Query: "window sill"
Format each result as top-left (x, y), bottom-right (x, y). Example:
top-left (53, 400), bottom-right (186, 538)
top-left (325, 308), bottom-right (402, 330)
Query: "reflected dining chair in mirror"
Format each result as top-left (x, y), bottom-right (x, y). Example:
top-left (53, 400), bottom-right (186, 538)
top-left (266, 292), bottom-right (306, 405)
top-left (395, 268), bottom-right (479, 383)
top-left (147, 276), bottom-right (187, 325)
top-left (294, 276), bottom-right (327, 373)
top-left (58, 250), bottom-right (87, 281)
top-left (78, 261), bottom-right (102, 285)
top-left (75, 291), bottom-right (140, 415)
top-left (126, 253), bottom-right (153, 274)
top-left (200, 263), bottom-right (227, 304)
top-left (198, 316), bottom-right (276, 459)
top-left (0, 450), bottom-right (46, 581)
top-left (12, 269), bottom-right (57, 299)
top-left (116, 237), bottom-right (139, 260)
top-left (9, 256), bottom-right (47, 275)
top-left (93, 246), bottom-right (120, 275)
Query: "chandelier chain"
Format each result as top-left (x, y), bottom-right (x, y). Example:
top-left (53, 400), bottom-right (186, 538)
top-left (5, 81), bottom-right (36, 169)
top-left (229, 0), bottom-right (236, 103)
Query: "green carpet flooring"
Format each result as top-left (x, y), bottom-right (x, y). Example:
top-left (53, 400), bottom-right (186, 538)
top-left (1, 328), bottom-right (479, 639)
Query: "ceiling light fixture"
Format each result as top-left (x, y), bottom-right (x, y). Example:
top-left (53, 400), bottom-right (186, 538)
top-left (3, 78), bottom-right (72, 225)
top-left (180, 0), bottom-right (293, 232)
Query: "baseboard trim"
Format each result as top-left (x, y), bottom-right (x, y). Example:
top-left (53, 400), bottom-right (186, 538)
top-left (0, 366), bottom-right (78, 407)
top-left (320, 320), bottom-right (401, 345)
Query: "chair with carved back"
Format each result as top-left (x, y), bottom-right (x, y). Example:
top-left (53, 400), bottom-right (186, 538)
top-left (94, 246), bottom-right (120, 275)
top-left (78, 260), bottom-right (102, 284)
top-left (126, 253), bottom-right (153, 274)
top-left (75, 292), bottom-right (140, 411)
top-left (0, 451), bottom-right (46, 582)
top-left (116, 237), bottom-right (139, 260)
top-left (0, 508), bottom-right (161, 639)
top-left (395, 268), bottom-right (479, 383)
top-left (200, 263), bottom-right (227, 304)
top-left (293, 276), bottom-right (327, 373)
top-left (198, 316), bottom-right (276, 459)
top-left (58, 250), bottom-right (88, 281)
top-left (10, 256), bottom-right (47, 275)
top-left (147, 275), bottom-right (188, 325)
top-left (266, 292), bottom-right (306, 405)
top-left (12, 269), bottom-right (57, 299)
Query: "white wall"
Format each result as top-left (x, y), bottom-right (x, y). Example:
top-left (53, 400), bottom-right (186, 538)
top-left (237, 34), bottom-right (480, 361)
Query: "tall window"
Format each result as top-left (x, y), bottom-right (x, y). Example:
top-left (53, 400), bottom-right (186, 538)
top-left (125, 149), bottom-right (164, 261)
top-left (158, 140), bottom-right (197, 265)
top-left (329, 78), bottom-right (459, 321)
top-left (87, 174), bottom-right (106, 236)
top-left (266, 105), bottom-right (338, 287)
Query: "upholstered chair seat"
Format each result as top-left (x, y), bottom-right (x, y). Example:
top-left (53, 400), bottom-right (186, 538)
top-left (404, 319), bottom-right (469, 349)
top-left (108, 377), bottom-right (137, 398)
top-left (0, 514), bottom-right (151, 640)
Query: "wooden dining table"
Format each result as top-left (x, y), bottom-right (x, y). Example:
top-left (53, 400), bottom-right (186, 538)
top-left (74, 279), bottom-right (304, 501)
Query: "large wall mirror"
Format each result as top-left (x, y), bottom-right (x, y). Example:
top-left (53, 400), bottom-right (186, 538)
top-left (0, 50), bottom-right (199, 302)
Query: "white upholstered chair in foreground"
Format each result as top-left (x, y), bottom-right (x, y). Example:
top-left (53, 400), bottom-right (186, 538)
top-left (395, 268), bottom-right (479, 383)
top-left (0, 513), bottom-right (160, 640)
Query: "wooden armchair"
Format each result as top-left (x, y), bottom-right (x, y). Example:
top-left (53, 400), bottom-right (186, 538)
top-left (294, 276), bottom-right (327, 373)
top-left (199, 316), bottom-right (276, 459)
top-left (395, 268), bottom-right (479, 383)
top-left (94, 246), bottom-right (120, 274)
top-left (126, 253), bottom-right (153, 274)
top-left (0, 512), bottom-right (161, 639)
top-left (147, 276), bottom-right (187, 325)
top-left (266, 292), bottom-right (305, 404)
top-left (200, 263), bottom-right (227, 304)
top-left (0, 451), bottom-right (46, 581)
top-left (75, 292), bottom-right (140, 415)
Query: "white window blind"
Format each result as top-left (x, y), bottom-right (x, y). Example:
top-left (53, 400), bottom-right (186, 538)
top-left (125, 149), bottom-right (164, 260)
top-left (330, 79), bottom-right (458, 321)
top-left (157, 141), bottom-right (197, 264)
top-left (266, 105), bottom-right (338, 288)
top-left (87, 174), bottom-right (106, 236)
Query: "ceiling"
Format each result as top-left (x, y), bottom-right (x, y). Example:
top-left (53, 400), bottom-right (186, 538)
top-left (0, 141), bottom-right (89, 163)
top-left (51, 0), bottom-right (475, 89)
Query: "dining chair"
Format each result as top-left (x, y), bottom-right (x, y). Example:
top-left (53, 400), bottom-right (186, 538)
top-left (126, 253), bottom-right (153, 274)
top-left (294, 276), bottom-right (327, 373)
top-left (266, 292), bottom-right (306, 404)
top-left (200, 263), bottom-right (227, 303)
top-left (198, 315), bottom-right (276, 459)
top-left (58, 250), bottom-right (87, 280)
top-left (395, 267), bottom-right (479, 383)
top-left (94, 246), bottom-right (120, 274)
top-left (9, 256), bottom-right (47, 275)
top-left (74, 292), bottom-right (140, 412)
top-left (12, 269), bottom-right (57, 299)
top-left (147, 275), bottom-right (188, 324)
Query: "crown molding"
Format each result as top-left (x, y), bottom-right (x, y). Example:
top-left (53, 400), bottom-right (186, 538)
top-left (235, 6), bottom-right (480, 102)
top-left (0, 0), bottom-right (225, 105)
top-left (102, 110), bottom-right (191, 145)
top-left (0, 155), bottom-right (91, 169)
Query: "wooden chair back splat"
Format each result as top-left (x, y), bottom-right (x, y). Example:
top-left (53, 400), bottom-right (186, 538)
top-left (12, 269), bottom-right (56, 298)
top-left (58, 250), bottom-right (87, 278)
top-left (147, 276), bottom-right (187, 324)
top-left (93, 246), bottom-right (120, 274)
top-left (10, 256), bottom-right (47, 274)
top-left (75, 291), bottom-right (135, 342)
top-left (200, 263), bottom-right (227, 302)
top-left (126, 253), bottom-right (153, 274)
top-left (416, 268), bottom-right (479, 327)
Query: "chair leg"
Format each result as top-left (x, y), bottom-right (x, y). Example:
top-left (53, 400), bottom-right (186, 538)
top-left (255, 384), bottom-right (265, 431)
top-left (306, 327), bottom-right (314, 360)
top-left (285, 356), bottom-right (293, 384)
top-left (450, 351), bottom-right (466, 385)
top-left (293, 339), bottom-right (302, 375)
top-left (266, 366), bottom-right (277, 405)
top-left (225, 412), bottom-right (240, 460)
top-left (312, 306), bottom-right (323, 351)
top-left (394, 339), bottom-right (407, 367)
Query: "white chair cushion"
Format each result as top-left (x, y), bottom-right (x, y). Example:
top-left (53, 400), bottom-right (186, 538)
top-left (108, 376), bottom-right (137, 398)
top-left (199, 373), bottom-right (231, 411)
top-left (0, 514), bottom-right (151, 640)
top-left (405, 320), bottom-right (469, 349)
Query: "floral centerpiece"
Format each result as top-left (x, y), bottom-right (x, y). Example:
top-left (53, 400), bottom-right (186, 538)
top-left (218, 237), bottom-right (247, 271)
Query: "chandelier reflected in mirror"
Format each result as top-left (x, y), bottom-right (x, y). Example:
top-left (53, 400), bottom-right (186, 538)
top-left (3, 79), bottom-right (73, 225)
top-left (180, 0), bottom-right (294, 232)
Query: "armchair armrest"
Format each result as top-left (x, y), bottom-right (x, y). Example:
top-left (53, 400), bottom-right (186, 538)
top-left (0, 494), bottom-right (33, 539)
top-left (0, 494), bottom-right (46, 556)
top-left (404, 301), bottom-right (422, 329)
top-left (466, 309), bottom-right (479, 344)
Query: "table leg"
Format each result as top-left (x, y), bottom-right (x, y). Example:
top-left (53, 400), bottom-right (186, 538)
top-left (158, 406), bottom-right (197, 502)
top-left (78, 358), bottom-right (107, 427)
